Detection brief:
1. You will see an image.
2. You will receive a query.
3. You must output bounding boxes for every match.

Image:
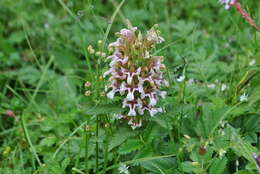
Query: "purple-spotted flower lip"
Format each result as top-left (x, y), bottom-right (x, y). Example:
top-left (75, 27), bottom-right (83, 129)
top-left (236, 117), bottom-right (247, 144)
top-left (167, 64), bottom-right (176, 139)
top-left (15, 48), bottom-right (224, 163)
top-left (123, 99), bottom-right (140, 116)
top-left (128, 119), bottom-right (142, 130)
top-left (137, 101), bottom-right (163, 116)
top-left (122, 67), bottom-right (141, 85)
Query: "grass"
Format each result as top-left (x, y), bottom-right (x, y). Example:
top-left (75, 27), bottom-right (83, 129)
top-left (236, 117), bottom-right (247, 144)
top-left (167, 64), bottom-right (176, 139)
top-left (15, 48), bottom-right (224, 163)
top-left (0, 0), bottom-right (259, 174)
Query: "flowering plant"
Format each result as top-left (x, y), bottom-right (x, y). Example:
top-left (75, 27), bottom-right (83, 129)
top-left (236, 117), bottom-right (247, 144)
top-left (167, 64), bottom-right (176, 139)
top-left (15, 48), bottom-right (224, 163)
top-left (103, 22), bottom-right (168, 129)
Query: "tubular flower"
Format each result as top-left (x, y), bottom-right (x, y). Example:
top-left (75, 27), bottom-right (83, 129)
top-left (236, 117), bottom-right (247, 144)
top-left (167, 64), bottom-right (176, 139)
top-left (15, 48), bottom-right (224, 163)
top-left (104, 23), bottom-right (168, 129)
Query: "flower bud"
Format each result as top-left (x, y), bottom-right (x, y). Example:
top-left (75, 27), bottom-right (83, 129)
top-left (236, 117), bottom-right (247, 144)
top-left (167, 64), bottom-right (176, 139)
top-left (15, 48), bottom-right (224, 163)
top-left (95, 51), bottom-right (101, 56)
top-left (84, 90), bottom-right (91, 96)
top-left (84, 81), bottom-right (91, 88)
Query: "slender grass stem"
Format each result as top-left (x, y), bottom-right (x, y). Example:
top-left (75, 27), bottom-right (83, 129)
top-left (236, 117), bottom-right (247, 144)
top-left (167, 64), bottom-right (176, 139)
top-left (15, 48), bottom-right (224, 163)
top-left (95, 115), bottom-right (99, 173)
top-left (21, 112), bottom-right (42, 166)
top-left (85, 129), bottom-right (89, 174)
top-left (103, 125), bottom-right (109, 174)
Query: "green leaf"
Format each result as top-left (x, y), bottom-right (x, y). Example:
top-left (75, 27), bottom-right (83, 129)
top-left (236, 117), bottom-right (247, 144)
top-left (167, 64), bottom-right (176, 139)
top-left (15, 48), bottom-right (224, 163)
top-left (118, 138), bottom-right (144, 155)
top-left (141, 158), bottom-right (177, 174)
top-left (229, 126), bottom-right (259, 166)
top-left (61, 158), bottom-right (70, 171)
top-left (40, 136), bottom-right (57, 147)
top-left (108, 127), bottom-right (134, 151)
top-left (181, 161), bottom-right (198, 173)
top-left (18, 66), bottom-right (41, 85)
top-left (209, 157), bottom-right (227, 174)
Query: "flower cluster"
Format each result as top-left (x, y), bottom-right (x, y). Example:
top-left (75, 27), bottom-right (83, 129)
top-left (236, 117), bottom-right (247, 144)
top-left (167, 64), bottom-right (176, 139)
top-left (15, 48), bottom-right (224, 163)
top-left (104, 23), bottom-right (168, 129)
top-left (219, 0), bottom-right (235, 9)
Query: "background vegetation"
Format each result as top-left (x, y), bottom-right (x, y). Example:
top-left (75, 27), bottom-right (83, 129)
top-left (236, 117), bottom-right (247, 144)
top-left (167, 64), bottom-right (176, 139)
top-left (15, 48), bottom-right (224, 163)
top-left (0, 0), bottom-right (259, 173)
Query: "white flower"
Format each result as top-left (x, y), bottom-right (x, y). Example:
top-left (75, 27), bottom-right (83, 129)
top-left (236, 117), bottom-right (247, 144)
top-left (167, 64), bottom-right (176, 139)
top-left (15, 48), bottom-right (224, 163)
top-left (123, 99), bottom-right (138, 116)
top-left (221, 84), bottom-right (227, 91)
top-left (118, 164), bottom-right (130, 174)
top-left (126, 67), bottom-right (141, 85)
top-left (128, 119), bottom-right (142, 130)
top-left (249, 59), bottom-right (256, 66)
top-left (107, 88), bottom-right (119, 99)
top-left (177, 75), bottom-right (185, 82)
top-left (239, 93), bottom-right (248, 102)
top-left (219, 0), bottom-right (235, 10)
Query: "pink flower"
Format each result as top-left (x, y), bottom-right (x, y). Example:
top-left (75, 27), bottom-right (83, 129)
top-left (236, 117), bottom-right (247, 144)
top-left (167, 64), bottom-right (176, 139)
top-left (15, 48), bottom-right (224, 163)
top-left (104, 23), bottom-right (167, 129)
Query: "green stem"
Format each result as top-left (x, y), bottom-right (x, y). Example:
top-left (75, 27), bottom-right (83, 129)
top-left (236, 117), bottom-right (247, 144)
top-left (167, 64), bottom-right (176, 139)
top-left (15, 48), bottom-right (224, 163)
top-left (95, 115), bottom-right (99, 173)
top-left (103, 127), bottom-right (109, 174)
top-left (85, 130), bottom-right (89, 174)
top-left (21, 112), bottom-right (42, 166)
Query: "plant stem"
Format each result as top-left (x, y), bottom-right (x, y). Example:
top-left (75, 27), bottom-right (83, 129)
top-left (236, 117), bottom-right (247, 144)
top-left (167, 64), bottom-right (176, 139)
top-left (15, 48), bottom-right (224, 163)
top-left (85, 130), bottom-right (89, 174)
top-left (95, 115), bottom-right (99, 173)
top-left (103, 126), bottom-right (109, 174)
top-left (21, 112), bottom-right (42, 166)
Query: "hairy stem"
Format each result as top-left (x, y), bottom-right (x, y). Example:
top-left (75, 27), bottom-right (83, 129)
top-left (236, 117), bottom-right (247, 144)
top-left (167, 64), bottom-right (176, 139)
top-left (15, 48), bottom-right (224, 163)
top-left (234, 1), bottom-right (260, 32)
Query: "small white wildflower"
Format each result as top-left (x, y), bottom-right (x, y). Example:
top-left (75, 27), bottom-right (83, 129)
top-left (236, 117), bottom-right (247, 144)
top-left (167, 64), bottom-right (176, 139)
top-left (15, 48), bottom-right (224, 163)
top-left (219, 0), bottom-right (235, 10)
top-left (207, 83), bottom-right (216, 89)
top-left (249, 59), bottom-right (256, 66)
top-left (118, 164), bottom-right (130, 174)
top-left (177, 75), bottom-right (185, 82)
top-left (221, 84), bottom-right (227, 91)
top-left (239, 93), bottom-right (248, 102)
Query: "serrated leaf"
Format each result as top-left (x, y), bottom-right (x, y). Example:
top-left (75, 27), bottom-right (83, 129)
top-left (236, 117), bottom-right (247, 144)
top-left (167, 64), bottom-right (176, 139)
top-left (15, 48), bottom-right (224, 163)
top-left (229, 126), bottom-right (259, 165)
top-left (209, 157), bottom-right (227, 174)
top-left (134, 146), bottom-right (154, 160)
top-left (61, 158), bottom-right (70, 171)
top-left (118, 139), bottom-right (144, 155)
top-left (108, 127), bottom-right (134, 151)
top-left (141, 158), bottom-right (177, 174)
